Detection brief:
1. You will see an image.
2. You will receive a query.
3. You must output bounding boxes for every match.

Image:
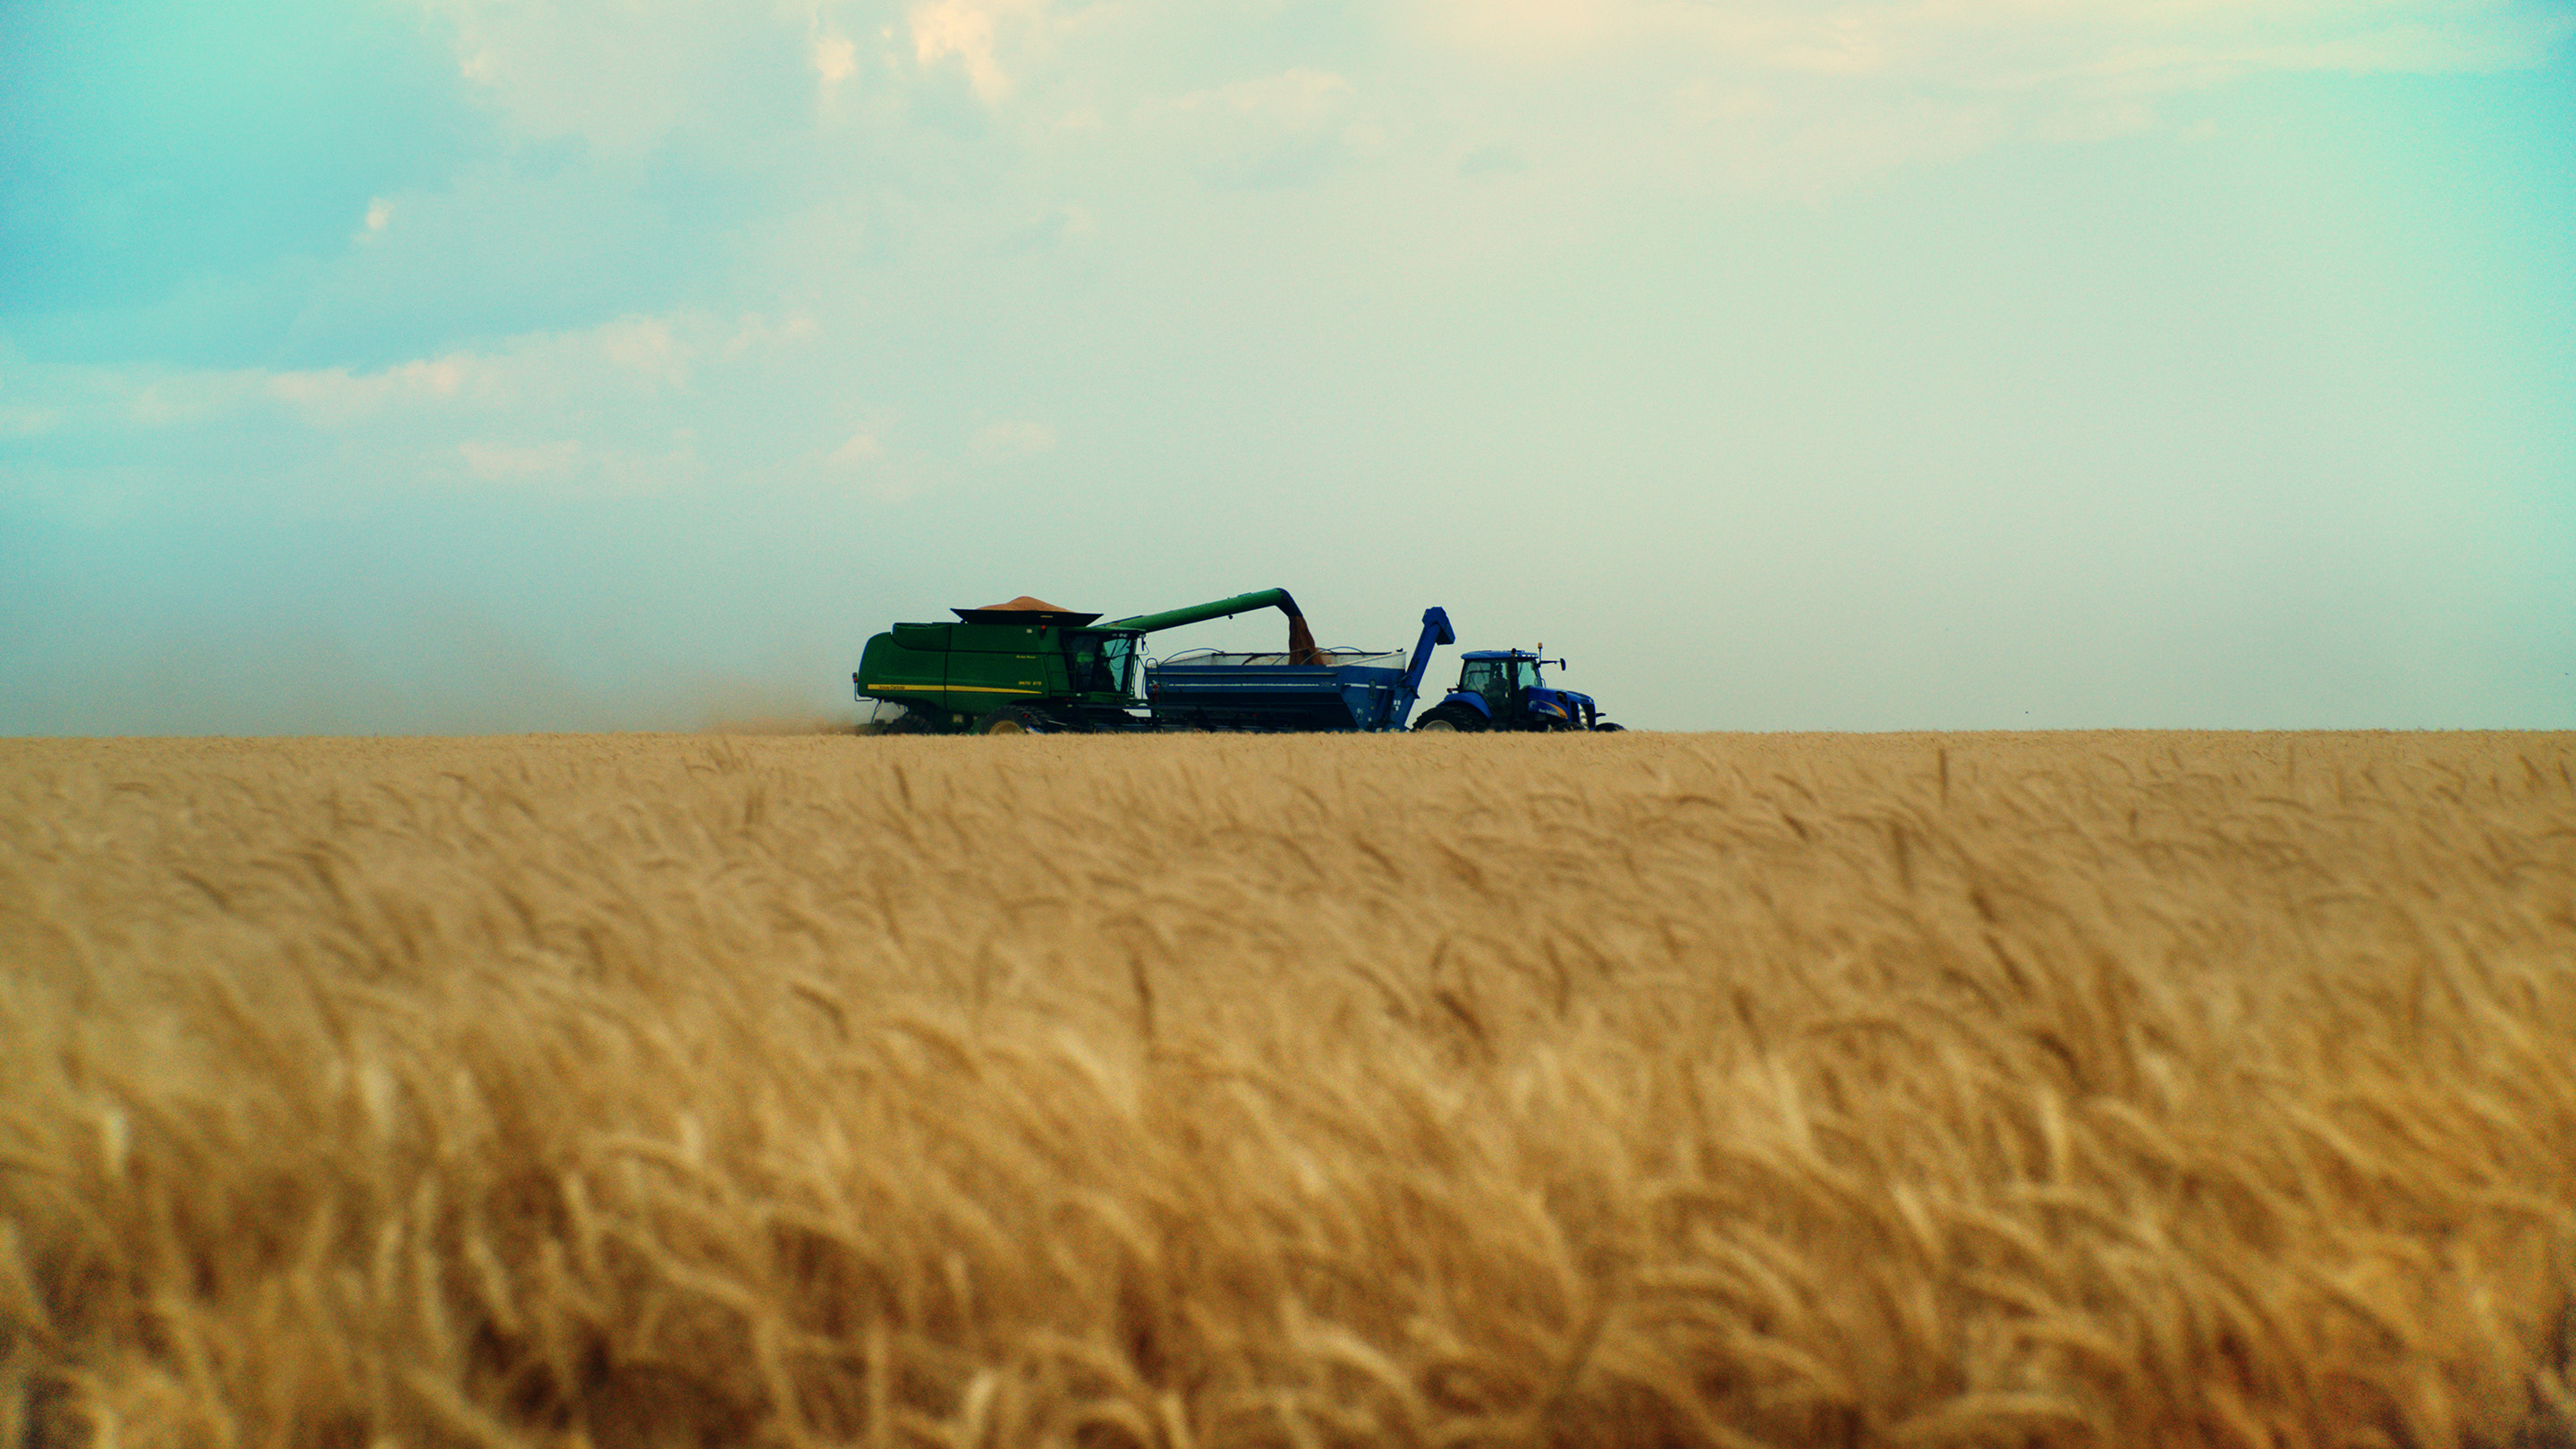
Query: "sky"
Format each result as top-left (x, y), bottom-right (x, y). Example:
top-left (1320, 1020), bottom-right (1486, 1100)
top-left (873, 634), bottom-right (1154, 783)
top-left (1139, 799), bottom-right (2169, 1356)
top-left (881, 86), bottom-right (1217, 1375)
top-left (3, 0), bottom-right (2571, 734)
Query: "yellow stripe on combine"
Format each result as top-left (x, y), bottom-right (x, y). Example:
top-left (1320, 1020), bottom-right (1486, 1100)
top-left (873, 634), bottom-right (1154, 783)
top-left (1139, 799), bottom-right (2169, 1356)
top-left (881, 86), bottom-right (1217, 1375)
top-left (865, 684), bottom-right (1046, 694)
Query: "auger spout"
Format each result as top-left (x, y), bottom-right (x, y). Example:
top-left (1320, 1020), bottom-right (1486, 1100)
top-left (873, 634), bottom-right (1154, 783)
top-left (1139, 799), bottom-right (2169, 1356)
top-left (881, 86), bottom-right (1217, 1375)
top-left (1393, 607), bottom-right (1455, 729)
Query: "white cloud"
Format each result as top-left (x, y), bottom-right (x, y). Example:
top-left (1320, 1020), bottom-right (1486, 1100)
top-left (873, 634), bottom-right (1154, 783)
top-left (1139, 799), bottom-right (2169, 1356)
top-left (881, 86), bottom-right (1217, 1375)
top-left (1159, 69), bottom-right (1369, 187)
top-left (0, 357), bottom-right (261, 439)
top-left (1172, 67), bottom-right (1355, 126)
top-left (126, 375), bottom-right (265, 428)
top-left (266, 360), bottom-right (471, 427)
top-left (0, 406), bottom-right (62, 439)
top-left (421, 0), bottom-right (764, 152)
top-left (969, 419), bottom-right (1055, 460)
top-left (459, 437), bottom-right (580, 480)
top-left (720, 312), bottom-right (822, 360)
top-left (1409, 0), bottom-right (2572, 86)
top-left (814, 32), bottom-right (858, 84)
top-left (1399, 0), bottom-right (2573, 182)
top-left (782, 424), bottom-right (932, 502)
top-left (2, 313), bottom-right (810, 511)
top-left (911, 0), bottom-right (1013, 101)
top-left (451, 436), bottom-right (701, 496)
top-left (597, 318), bottom-right (692, 389)
top-left (402, 0), bottom-right (2571, 206)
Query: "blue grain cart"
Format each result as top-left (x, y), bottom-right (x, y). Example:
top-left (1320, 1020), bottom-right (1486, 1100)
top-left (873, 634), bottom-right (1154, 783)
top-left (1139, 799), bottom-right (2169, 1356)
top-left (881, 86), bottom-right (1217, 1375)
top-left (1146, 607), bottom-right (1455, 733)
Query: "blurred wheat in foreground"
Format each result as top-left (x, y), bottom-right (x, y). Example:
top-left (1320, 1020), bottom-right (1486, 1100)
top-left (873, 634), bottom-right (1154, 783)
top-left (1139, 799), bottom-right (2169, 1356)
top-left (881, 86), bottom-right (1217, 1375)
top-left (3, 731), bottom-right (2572, 1449)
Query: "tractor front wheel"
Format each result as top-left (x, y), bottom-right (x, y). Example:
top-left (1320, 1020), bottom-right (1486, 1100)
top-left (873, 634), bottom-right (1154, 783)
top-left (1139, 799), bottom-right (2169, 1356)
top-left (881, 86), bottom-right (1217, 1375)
top-left (1413, 705), bottom-right (1487, 733)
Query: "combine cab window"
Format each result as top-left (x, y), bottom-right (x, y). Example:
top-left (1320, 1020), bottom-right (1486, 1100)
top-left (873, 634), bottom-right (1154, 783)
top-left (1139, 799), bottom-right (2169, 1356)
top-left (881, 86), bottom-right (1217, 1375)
top-left (1066, 631), bottom-right (1140, 697)
top-left (1099, 634), bottom-right (1140, 698)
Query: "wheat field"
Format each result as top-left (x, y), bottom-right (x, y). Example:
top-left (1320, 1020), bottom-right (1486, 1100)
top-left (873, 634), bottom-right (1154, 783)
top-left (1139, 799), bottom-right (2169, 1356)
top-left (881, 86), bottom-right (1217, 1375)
top-left (2, 730), bottom-right (2572, 1449)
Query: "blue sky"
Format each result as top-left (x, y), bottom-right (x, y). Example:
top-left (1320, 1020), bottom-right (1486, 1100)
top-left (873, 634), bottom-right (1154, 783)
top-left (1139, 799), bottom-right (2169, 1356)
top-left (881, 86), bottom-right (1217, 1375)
top-left (4, 0), bottom-right (2571, 733)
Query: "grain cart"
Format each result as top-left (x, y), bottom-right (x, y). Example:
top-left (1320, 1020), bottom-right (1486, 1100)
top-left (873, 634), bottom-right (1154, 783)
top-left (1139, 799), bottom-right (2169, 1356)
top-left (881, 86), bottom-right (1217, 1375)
top-left (855, 589), bottom-right (1350, 734)
top-left (1147, 607), bottom-right (1455, 732)
top-left (1411, 648), bottom-right (1623, 733)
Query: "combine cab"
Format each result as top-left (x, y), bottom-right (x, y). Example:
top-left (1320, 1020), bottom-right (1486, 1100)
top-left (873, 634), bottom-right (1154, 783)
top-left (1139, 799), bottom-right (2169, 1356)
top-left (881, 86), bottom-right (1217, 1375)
top-left (1411, 649), bottom-right (1622, 733)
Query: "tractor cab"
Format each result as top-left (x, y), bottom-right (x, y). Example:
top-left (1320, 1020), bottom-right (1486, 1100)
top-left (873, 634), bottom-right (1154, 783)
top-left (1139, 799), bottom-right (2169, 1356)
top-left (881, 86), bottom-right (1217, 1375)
top-left (1456, 654), bottom-right (1540, 716)
top-left (1413, 649), bottom-right (1621, 733)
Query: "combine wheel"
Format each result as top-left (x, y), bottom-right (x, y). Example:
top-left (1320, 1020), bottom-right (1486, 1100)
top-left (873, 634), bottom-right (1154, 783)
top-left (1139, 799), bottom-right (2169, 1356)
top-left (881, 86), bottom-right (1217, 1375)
top-left (1412, 705), bottom-right (1487, 733)
top-left (877, 711), bottom-right (934, 735)
top-left (977, 706), bottom-right (1048, 735)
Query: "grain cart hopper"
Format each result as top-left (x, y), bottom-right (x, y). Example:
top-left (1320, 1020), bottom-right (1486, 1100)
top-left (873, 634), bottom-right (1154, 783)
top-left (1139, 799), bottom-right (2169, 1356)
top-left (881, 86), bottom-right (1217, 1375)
top-left (853, 589), bottom-right (1335, 734)
top-left (1147, 607), bottom-right (1456, 732)
top-left (1411, 648), bottom-right (1623, 732)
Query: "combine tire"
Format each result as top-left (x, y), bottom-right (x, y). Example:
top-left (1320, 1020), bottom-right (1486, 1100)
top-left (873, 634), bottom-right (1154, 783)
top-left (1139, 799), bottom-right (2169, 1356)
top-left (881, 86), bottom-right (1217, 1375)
top-left (877, 711), bottom-right (934, 735)
top-left (1412, 705), bottom-right (1487, 733)
top-left (977, 706), bottom-right (1048, 735)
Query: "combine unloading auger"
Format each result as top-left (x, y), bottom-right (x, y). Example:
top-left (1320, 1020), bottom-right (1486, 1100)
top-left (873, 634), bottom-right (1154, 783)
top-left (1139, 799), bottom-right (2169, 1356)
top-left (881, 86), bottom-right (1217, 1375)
top-left (1106, 589), bottom-right (1326, 665)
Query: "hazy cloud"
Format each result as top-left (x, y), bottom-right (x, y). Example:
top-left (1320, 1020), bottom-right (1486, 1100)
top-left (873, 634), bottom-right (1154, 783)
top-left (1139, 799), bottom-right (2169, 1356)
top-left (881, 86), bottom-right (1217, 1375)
top-left (911, 0), bottom-right (1014, 101)
top-left (813, 32), bottom-right (859, 84)
top-left (422, 0), bottom-right (766, 152)
top-left (969, 419), bottom-right (1055, 460)
top-left (459, 436), bottom-right (580, 480)
top-left (266, 359), bottom-right (470, 426)
top-left (1159, 69), bottom-right (1370, 187)
top-left (1399, 0), bottom-right (2574, 183)
top-left (830, 430), bottom-right (886, 463)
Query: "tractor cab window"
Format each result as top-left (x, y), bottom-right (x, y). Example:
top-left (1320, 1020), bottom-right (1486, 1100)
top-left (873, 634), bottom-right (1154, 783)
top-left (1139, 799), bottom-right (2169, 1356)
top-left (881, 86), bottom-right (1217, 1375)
top-left (1458, 659), bottom-right (1510, 708)
top-left (1512, 658), bottom-right (1542, 691)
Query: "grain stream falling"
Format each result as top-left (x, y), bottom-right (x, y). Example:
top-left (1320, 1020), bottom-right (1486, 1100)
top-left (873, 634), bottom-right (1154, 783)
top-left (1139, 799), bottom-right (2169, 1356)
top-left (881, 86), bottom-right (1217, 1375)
top-left (2, 730), bottom-right (2572, 1449)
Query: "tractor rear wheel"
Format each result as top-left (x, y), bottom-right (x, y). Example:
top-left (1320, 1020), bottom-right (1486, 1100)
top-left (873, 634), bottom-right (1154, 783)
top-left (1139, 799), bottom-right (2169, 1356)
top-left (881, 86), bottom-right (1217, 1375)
top-left (977, 706), bottom-right (1047, 734)
top-left (1413, 705), bottom-right (1487, 733)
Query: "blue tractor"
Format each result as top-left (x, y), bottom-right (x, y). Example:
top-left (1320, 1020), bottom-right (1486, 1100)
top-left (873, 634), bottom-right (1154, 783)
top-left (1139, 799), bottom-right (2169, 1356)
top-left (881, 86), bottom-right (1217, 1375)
top-left (1411, 648), bottom-right (1622, 733)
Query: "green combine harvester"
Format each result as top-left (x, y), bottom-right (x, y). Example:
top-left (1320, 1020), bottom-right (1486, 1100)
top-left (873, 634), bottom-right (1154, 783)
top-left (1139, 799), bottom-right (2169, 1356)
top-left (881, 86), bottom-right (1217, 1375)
top-left (852, 589), bottom-right (1455, 734)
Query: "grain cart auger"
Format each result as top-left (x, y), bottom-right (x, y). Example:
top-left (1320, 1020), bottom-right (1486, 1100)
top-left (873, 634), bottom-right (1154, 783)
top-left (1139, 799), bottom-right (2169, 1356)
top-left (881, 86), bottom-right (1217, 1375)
top-left (852, 588), bottom-right (1357, 734)
top-left (1411, 648), bottom-right (1623, 733)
